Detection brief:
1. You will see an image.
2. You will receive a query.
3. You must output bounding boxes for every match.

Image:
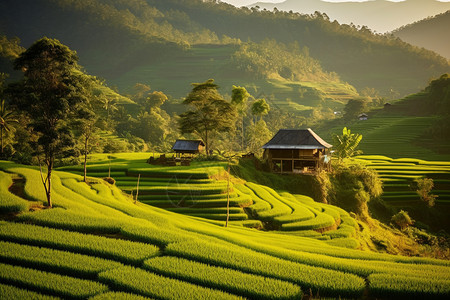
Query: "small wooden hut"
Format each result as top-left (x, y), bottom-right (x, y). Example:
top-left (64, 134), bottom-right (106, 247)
top-left (262, 129), bottom-right (332, 174)
top-left (358, 113), bottom-right (368, 121)
top-left (172, 139), bottom-right (205, 158)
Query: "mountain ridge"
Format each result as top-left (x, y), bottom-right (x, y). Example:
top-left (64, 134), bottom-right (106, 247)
top-left (247, 0), bottom-right (450, 33)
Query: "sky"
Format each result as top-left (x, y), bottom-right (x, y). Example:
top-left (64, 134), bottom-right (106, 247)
top-left (221, 0), bottom-right (450, 6)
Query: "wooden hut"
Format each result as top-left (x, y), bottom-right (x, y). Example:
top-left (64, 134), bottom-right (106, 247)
top-left (172, 139), bottom-right (205, 159)
top-left (262, 129), bottom-right (332, 174)
top-left (358, 113), bottom-right (368, 121)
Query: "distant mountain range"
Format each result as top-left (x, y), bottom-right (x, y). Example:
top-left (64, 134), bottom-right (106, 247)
top-left (393, 11), bottom-right (450, 59)
top-left (247, 0), bottom-right (450, 33)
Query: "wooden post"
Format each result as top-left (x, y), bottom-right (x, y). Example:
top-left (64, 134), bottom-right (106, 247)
top-left (225, 163), bottom-right (230, 227)
top-left (135, 174), bottom-right (140, 204)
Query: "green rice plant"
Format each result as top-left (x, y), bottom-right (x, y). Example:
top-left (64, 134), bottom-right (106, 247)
top-left (0, 282), bottom-right (59, 300)
top-left (281, 211), bottom-right (336, 231)
top-left (245, 182), bottom-right (292, 220)
top-left (89, 291), bottom-right (151, 300)
top-left (120, 224), bottom-right (189, 247)
top-left (143, 256), bottom-right (302, 300)
top-left (17, 208), bottom-right (124, 233)
top-left (0, 171), bottom-right (29, 213)
top-left (98, 265), bottom-right (243, 300)
top-left (0, 222), bottom-right (160, 264)
top-left (165, 240), bottom-right (366, 298)
top-left (166, 207), bottom-right (244, 214)
top-left (0, 240), bottom-right (123, 278)
top-left (0, 262), bottom-right (109, 299)
top-left (186, 213), bottom-right (248, 221)
top-left (323, 224), bottom-right (356, 239)
top-left (368, 273), bottom-right (450, 299)
top-left (325, 237), bottom-right (360, 249)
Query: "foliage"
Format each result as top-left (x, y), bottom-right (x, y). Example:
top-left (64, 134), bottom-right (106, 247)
top-left (329, 162), bottom-right (382, 216)
top-left (344, 99), bottom-right (368, 120)
top-left (9, 37), bottom-right (90, 207)
top-left (414, 177), bottom-right (437, 207)
top-left (391, 210), bottom-right (414, 230)
top-left (251, 98), bottom-right (270, 119)
top-left (246, 119), bottom-right (272, 154)
top-left (179, 79), bottom-right (237, 154)
top-left (332, 127), bottom-right (363, 160)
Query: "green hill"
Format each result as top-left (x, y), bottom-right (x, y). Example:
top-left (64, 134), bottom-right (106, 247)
top-left (317, 74), bottom-right (450, 161)
top-left (1, 0), bottom-right (448, 107)
top-left (1, 156), bottom-right (450, 299)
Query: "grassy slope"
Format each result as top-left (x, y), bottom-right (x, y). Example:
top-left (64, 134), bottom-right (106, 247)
top-left (316, 92), bottom-right (450, 161)
top-left (0, 156), bottom-right (449, 298)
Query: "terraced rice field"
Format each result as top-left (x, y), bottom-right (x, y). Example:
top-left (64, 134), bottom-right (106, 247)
top-left (58, 154), bottom-right (358, 241)
top-left (0, 154), bottom-right (449, 299)
top-left (355, 155), bottom-right (450, 207)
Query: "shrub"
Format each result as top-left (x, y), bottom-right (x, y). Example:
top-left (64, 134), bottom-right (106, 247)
top-left (391, 210), bottom-right (414, 230)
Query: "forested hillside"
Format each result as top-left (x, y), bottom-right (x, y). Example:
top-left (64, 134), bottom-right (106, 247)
top-left (0, 0), bottom-right (448, 100)
top-left (393, 11), bottom-right (450, 59)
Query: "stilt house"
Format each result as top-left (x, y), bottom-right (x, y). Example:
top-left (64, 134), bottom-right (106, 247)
top-left (262, 129), bottom-right (332, 174)
top-left (172, 139), bottom-right (205, 158)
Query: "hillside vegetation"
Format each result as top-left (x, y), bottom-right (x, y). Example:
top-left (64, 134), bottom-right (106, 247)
top-left (317, 73), bottom-right (450, 161)
top-left (393, 11), bottom-right (450, 59)
top-left (1, 0), bottom-right (448, 101)
top-left (1, 156), bottom-right (450, 299)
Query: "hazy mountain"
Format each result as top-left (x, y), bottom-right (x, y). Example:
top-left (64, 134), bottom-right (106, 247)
top-left (393, 11), bottom-right (450, 59)
top-left (248, 0), bottom-right (450, 33)
top-left (0, 0), bottom-right (448, 106)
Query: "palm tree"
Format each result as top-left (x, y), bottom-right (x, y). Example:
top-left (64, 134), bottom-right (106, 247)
top-left (0, 99), bottom-right (18, 154)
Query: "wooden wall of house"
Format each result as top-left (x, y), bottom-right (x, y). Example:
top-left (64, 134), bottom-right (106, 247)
top-left (268, 149), bottom-right (318, 159)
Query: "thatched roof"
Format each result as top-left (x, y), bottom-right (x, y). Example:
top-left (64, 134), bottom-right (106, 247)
top-left (172, 139), bottom-right (205, 152)
top-left (262, 129), bottom-right (332, 149)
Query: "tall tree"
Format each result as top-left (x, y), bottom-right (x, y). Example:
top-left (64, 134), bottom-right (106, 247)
top-left (0, 73), bottom-right (17, 155)
top-left (332, 127), bottom-right (363, 160)
top-left (11, 37), bottom-right (88, 207)
top-left (179, 79), bottom-right (236, 154)
top-left (231, 85), bottom-right (250, 150)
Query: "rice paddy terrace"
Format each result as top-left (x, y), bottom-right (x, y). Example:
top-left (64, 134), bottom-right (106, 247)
top-left (0, 154), bottom-right (449, 299)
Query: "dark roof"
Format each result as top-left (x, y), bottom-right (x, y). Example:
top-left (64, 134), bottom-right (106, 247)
top-left (262, 129), bottom-right (332, 149)
top-left (172, 139), bottom-right (205, 152)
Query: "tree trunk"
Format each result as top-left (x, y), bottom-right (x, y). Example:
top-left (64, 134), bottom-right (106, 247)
top-left (205, 127), bottom-right (209, 156)
top-left (225, 163), bottom-right (230, 227)
top-left (83, 135), bottom-right (88, 183)
top-left (241, 117), bottom-right (244, 151)
top-left (46, 160), bottom-right (53, 208)
top-left (0, 127), bottom-right (3, 154)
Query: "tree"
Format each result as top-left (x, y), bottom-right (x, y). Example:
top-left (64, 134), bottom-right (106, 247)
top-left (0, 73), bottom-right (18, 155)
top-left (344, 98), bottom-right (367, 120)
top-left (11, 37), bottom-right (88, 207)
top-left (415, 177), bottom-right (437, 207)
top-left (391, 210), bottom-right (414, 231)
top-left (251, 98), bottom-right (270, 120)
top-left (145, 91), bottom-right (168, 110)
top-left (246, 119), bottom-right (272, 154)
top-left (231, 85), bottom-right (250, 150)
top-left (332, 127), bottom-right (363, 160)
top-left (178, 79), bottom-right (236, 154)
